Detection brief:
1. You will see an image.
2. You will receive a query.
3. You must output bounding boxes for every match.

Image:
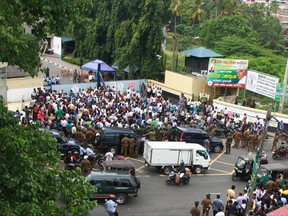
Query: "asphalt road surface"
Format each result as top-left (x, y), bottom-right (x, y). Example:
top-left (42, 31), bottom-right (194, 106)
top-left (109, 135), bottom-right (288, 216)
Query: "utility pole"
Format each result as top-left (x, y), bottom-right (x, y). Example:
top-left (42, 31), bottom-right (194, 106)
top-left (245, 104), bottom-right (272, 215)
top-left (279, 58), bottom-right (288, 113)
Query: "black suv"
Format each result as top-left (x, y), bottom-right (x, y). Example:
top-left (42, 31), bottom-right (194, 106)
top-left (40, 128), bottom-right (81, 156)
top-left (86, 170), bottom-right (140, 204)
top-left (173, 126), bottom-right (224, 153)
top-left (97, 127), bottom-right (144, 154)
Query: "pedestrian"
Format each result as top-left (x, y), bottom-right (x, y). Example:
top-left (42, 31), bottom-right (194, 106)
top-left (121, 135), bottom-right (130, 157)
top-left (226, 134), bottom-right (233, 154)
top-left (201, 193), bottom-right (212, 216)
top-left (190, 201), bottom-right (201, 216)
top-left (215, 207), bottom-right (225, 216)
top-left (226, 185), bottom-right (236, 203)
top-left (271, 134), bottom-right (279, 151)
top-left (203, 139), bottom-right (210, 154)
top-left (212, 194), bottom-right (224, 216)
top-left (134, 137), bottom-right (140, 158)
top-left (81, 155), bottom-right (91, 176)
top-left (128, 137), bottom-right (134, 157)
top-left (105, 150), bottom-right (114, 161)
top-left (225, 200), bottom-right (237, 216)
top-left (46, 67), bottom-right (50, 78)
top-left (73, 69), bottom-right (77, 83)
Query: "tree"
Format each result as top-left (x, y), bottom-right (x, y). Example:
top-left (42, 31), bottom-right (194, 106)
top-left (258, 16), bottom-right (287, 55)
top-left (0, 97), bottom-right (97, 215)
top-left (0, 0), bottom-right (78, 76)
top-left (185, 0), bottom-right (206, 24)
top-left (199, 15), bottom-right (257, 47)
top-left (70, 0), bottom-right (167, 79)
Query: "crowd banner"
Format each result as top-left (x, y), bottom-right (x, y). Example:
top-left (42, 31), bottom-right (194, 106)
top-left (206, 58), bottom-right (249, 88)
top-left (245, 70), bottom-right (279, 99)
top-left (213, 99), bottom-right (288, 128)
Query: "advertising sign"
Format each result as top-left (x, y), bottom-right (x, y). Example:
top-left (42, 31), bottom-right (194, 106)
top-left (206, 58), bottom-right (249, 88)
top-left (275, 83), bottom-right (288, 102)
top-left (246, 70), bottom-right (279, 99)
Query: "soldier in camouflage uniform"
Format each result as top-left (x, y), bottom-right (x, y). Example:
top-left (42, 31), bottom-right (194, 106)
top-left (226, 134), bottom-right (233, 154)
top-left (128, 137), bottom-right (135, 157)
top-left (121, 135), bottom-right (130, 157)
top-left (134, 137), bottom-right (141, 158)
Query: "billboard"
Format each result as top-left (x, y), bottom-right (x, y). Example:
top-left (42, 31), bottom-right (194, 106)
top-left (206, 58), bottom-right (249, 88)
top-left (246, 70), bottom-right (279, 99)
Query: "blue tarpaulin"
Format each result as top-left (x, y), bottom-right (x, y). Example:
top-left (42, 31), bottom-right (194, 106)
top-left (81, 59), bottom-right (116, 73)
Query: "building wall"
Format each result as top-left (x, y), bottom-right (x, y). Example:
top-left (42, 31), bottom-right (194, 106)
top-left (6, 78), bottom-right (146, 103)
top-left (7, 76), bottom-right (44, 102)
top-left (149, 70), bottom-right (206, 99)
top-left (51, 36), bottom-right (62, 56)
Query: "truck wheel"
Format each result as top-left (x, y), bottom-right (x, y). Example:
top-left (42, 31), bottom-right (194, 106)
top-left (213, 145), bottom-right (222, 153)
top-left (108, 146), bottom-right (117, 155)
top-left (116, 193), bottom-right (128, 205)
top-left (193, 166), bottom-right (203, 174)
top-left (97, 159), bottom-right (104, 167)
top-left (232, 173), bottom-right (238, 181)
top-left (162, 167), bottom-right (172, 175)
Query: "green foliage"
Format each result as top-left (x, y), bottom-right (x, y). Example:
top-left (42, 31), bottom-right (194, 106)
top-left (70, 0), bottom-right (168, 79)
top-left (0, 0), bottom-right (78, 76)
top-left (0, 97), bottom-right (97, 215)
top-left (199, 15), bottom-right (257, 47)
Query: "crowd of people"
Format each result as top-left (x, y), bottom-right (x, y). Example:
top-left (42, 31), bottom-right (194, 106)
top-left (14, 83), bottom-right (269, 154)
top-left (190, 174), bottom-right (288, 216)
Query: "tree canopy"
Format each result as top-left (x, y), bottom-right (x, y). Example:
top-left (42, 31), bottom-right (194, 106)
top-left (0, 97), bottom-right (96, 215)
top-left (0, 0), bottom-right (77, 75)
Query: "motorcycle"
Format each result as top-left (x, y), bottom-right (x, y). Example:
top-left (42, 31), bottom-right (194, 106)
top-left (166, 169), bottom-right (191, 186)
top-left (272, 146), bottom-right (288, 159)
top-left (88, 153), bottom-right (105, 167)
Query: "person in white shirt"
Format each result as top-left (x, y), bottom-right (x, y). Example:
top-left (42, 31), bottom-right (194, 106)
top-left (105, 150), bottom-right (114, 161)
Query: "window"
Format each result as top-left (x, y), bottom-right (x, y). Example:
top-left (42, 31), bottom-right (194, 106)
top-left (104, 179), bottom-right (118, 187)
top-left (89, 179), bottom-right (103, 189)
top-left (120, 179), bottom-right (131, 187)
top-left (104, 134), bottom-right (115, 141)
top-left (192, 133), bottom-right (205, 140)
top-left (196, 150), bottom-right (208, 159)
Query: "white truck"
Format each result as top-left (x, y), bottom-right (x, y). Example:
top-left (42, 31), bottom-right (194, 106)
top-left (143, 141), bottom-right (211, 175)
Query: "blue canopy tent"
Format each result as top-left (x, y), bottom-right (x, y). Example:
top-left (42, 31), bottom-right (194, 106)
top-left (81, 59), bottom-right (116, 89)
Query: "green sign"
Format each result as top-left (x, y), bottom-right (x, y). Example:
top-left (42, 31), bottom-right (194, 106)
top-left (275, 83), bottom-right (288, 102)
top-left (206, 58), bottom-right (249, 88)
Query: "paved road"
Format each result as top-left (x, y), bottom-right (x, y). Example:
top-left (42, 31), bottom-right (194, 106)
top-left (109, 136), bottom-right (288, 216)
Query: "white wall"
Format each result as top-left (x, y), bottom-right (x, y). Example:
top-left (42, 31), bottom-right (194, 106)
top-left (7, 87), bottom-right (35, 102)
top-left (51, 36), bottom-right (62, 55)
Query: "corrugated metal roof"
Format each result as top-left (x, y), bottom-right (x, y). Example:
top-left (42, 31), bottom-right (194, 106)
top-left (181, 47), bottom-right (223, 58)
top-left (266, 204), bottom-right (288, 216)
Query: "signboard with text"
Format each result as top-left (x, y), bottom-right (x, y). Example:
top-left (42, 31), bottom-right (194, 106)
top-left (206, 58), bottom-right (249, 88)
top-left (246, 70), bottom-right (279, 99)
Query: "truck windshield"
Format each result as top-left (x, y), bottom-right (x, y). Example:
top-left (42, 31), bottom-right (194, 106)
top-left (235, 157), bottom-right (246, 169)
top-left (196, 150), bottom-right (208, 159)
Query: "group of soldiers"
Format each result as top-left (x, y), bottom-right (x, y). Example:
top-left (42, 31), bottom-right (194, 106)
top-left (120, 135), bottom-right (141, 158)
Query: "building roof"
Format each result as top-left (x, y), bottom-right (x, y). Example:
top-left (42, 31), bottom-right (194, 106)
top-left (181, 47), bottom-right (223, 58)
top-left (266, 204), bottom-right (288, 216)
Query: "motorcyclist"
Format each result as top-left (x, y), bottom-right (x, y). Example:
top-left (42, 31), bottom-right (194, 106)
top-left (105, 194), bottom-right (119, 216)
top-left (179, 160), bottom-right (185, 186)
top-left (64, 151), bottom-right (77, 170)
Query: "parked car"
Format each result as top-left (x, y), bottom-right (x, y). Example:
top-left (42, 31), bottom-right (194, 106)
top-left (40, 128), bottom-right (81, 156)
top-left (172, 126), bottom-right (224, 153)
top-left (97, 127), bottom-right (144, 154)
top-left (86, 170), bottom-right (140, 204)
